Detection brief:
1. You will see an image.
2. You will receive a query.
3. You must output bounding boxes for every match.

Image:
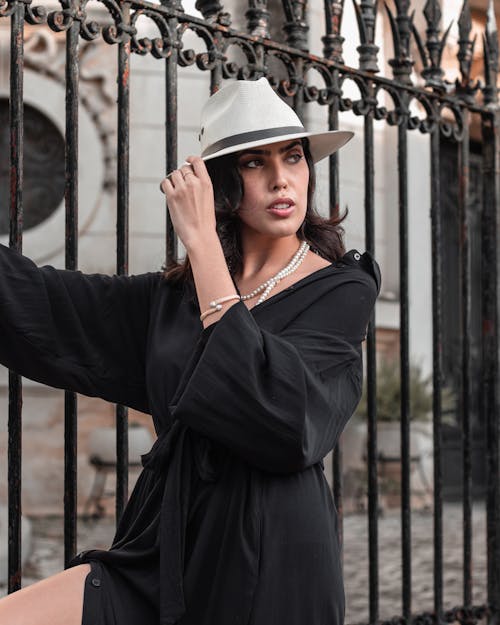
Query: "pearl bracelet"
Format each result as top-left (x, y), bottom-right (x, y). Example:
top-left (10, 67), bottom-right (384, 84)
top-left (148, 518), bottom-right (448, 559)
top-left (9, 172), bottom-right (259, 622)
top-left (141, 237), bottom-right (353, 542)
top-left (199, 294), bottom-right (241, 322)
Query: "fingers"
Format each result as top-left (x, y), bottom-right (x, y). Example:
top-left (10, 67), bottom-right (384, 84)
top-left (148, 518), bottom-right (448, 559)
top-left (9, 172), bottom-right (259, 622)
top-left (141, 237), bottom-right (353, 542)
top-left (179, 166), bottom-right (196, 181)
top-left (186, 156), bottom-right (210, 182)
top-left (159, 157), bottom-right (208, 195)
top-left (159, 169), bottom-right (188, 195)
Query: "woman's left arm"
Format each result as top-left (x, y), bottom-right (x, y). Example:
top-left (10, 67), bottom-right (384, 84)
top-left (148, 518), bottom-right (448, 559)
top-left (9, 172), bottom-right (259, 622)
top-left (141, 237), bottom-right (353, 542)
top-left (0, 244), bottom-right (160, 413)
top-left (169, 269), bottom-right (379, 474)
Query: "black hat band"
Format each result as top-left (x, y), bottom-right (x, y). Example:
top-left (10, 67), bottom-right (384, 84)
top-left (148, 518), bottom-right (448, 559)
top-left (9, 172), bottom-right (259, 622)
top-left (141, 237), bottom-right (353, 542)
top-left (201, 125), bottom-right (306, 157)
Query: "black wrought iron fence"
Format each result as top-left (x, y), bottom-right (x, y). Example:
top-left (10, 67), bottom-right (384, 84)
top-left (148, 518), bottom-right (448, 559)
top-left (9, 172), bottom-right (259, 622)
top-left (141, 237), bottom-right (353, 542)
top-left (0, 0), bottom-right (499, 624)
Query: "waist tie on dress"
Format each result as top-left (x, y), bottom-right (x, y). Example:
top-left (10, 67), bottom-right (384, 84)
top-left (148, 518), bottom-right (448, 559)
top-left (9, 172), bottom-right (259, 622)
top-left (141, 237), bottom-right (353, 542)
top-left (140, 421), bottom-right (221, 625)
top-left (141, 421), bottom-right (190, 625)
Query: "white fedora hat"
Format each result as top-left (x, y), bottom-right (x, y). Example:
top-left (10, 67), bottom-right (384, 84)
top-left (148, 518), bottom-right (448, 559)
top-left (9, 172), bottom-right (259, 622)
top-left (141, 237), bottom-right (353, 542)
top-left (198, 77), bottom-right (354, 164)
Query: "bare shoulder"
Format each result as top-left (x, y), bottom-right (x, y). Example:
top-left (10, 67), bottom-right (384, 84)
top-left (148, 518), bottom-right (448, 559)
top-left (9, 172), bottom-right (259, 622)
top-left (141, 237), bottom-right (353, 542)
top-left (297, 249), bottom-right (332, 278)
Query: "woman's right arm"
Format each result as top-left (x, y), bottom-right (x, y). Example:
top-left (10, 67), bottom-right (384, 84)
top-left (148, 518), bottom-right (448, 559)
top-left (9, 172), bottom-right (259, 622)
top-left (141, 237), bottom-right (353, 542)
top-left (0, 244), bottom-right (160, 413)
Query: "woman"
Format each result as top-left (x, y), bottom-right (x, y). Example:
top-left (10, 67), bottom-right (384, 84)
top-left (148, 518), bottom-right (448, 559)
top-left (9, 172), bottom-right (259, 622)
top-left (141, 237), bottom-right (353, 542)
top-left (0, 77), bottom-right (380, 625)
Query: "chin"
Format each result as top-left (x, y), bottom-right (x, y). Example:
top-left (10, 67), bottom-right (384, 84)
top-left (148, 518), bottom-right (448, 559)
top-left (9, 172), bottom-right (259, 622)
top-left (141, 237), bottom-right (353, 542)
top-left (241, 218), bottom-right (304, 239)
top-left (262, 227), bottom-right (297, 239)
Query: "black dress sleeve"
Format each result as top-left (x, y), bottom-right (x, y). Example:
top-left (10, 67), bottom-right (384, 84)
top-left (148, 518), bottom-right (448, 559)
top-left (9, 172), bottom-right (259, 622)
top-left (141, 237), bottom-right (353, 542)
top-left (169, 255), bottom-right (380, 474)
top-left (0, 244), bottom-right (159, 413)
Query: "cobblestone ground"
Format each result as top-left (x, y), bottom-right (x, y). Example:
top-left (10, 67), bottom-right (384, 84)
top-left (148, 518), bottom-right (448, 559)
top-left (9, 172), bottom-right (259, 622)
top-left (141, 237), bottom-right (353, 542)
top-left (343, 503), bottom-right (487, 623)
top-left (0, 503), bottom-right (488, 624)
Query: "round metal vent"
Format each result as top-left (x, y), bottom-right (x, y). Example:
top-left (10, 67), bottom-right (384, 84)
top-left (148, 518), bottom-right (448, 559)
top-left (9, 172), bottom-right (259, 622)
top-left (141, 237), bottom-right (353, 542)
top-left (0, 98), bottom-right (65, 235)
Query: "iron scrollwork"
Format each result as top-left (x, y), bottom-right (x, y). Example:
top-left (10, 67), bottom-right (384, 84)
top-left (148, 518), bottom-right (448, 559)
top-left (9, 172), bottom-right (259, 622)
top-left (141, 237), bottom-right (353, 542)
top-left (47, 0), bottom-right (99, 40)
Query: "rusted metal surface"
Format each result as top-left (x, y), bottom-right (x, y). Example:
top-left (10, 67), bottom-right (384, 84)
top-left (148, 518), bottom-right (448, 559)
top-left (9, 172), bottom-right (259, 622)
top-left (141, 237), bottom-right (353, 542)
top-left (115, 4), bottom-right (131, 524)
top-left (458, 117), bottom-right (472, 610)
top-left (63, 15), bottom-right (80, 567)
top-left (364, 86), bottom-right (379, 624)
top-left (482, 108), bottom-right (500, 620)
top-left (430, 122), bottom-right (444, 625)
top-left (386, 1), bottom-right (413, 616)
top-left (7, 0), bottom-right (24, 595)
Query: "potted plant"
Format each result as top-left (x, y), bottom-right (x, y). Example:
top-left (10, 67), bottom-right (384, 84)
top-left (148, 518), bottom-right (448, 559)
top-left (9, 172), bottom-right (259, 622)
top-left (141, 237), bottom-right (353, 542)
top-left (345, 358), bottom-right (455, 509)
top-left (356, 358), bottom-right (433, 457)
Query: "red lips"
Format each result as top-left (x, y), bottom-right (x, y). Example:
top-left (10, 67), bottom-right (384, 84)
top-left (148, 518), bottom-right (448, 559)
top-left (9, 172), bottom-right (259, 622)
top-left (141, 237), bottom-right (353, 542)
top-left (266, 197), bottom-right (295, 210)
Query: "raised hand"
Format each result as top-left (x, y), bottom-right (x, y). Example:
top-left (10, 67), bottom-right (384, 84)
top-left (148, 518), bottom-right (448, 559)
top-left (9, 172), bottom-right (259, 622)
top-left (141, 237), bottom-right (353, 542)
top-left (159, 156), bottom-right (217, 253)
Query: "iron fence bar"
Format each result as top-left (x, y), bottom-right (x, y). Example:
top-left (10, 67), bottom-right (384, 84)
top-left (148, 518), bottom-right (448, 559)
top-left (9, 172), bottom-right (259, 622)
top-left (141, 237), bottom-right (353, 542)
top-left (63, 14), bottom-right (80, 565)
top-left (7, 0), bottom-right (24, 594)
top-left (323, 0), bottom-right (344, 554)
top-left (481, 108), bottom-right (500, 624)
top-left (295, 63), bottom-right (305, 120)
top-left (398, 97), bottom-right (411, 622)
top-left (209, 35), bottom-right (223, 96)
top-left (364, 82), bottom-right (378, 625)
top-left (115, 3), bottom-right (131, 524)
top-left (328, 72), bottom-right (341, 215)
top-left (457, 113), bottom-right (472, 609)
top-left (164, 5), bottom-right (179, 268)
top-left (329, 73), bottom-right (343, 549)
top-left (430, 123), bottom-right (444, 625)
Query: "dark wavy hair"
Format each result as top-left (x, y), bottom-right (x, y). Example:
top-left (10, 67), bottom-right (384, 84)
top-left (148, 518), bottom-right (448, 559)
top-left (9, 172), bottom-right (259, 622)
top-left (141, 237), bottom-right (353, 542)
top-left (163, 137), bottom-right (347, 283)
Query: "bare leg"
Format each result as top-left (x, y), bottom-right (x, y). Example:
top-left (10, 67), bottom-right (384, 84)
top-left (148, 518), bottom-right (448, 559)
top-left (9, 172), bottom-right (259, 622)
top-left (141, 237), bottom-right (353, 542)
top-left (0, 563), bottom-right (91, 625)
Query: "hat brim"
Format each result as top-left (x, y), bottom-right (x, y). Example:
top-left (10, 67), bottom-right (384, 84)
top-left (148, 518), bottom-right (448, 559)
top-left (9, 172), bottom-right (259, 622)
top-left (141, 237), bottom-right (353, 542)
top-left (200, 129), bottom-right (354, 164)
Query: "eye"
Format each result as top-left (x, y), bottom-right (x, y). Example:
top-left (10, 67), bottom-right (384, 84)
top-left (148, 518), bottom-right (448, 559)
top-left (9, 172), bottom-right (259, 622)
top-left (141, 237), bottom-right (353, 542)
top-left (239, 158), bottom-right (263, 169)
top-left (287, 152), bottom-right (304, 163)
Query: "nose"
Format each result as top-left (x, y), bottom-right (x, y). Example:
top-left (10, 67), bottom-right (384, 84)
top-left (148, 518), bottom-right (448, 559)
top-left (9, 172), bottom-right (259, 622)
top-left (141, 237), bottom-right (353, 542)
top-left (268, 158), bottom-right (288, 191)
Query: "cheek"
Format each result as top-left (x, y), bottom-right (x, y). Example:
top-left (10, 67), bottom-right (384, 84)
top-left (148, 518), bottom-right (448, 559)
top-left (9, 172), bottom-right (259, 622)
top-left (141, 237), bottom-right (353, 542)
top-left (239, 181), bottom-right (261, 212)
top-left (299, 170), bottom-right (310, 204)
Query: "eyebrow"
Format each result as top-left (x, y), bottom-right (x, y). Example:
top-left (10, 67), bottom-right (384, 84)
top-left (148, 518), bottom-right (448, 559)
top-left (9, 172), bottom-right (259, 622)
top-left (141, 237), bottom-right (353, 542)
top-left (237, 140), bottom-right (303, 158)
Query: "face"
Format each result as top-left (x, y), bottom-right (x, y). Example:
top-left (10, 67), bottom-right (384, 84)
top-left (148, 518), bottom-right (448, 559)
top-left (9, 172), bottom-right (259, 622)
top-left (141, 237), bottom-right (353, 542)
top-left (235, 139), bottom-right (310, 240)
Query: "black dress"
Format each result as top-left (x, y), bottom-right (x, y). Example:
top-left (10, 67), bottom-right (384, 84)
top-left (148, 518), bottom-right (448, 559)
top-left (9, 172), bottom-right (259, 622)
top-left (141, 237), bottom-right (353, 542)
top-left (0, 243), bottom-right (380, 625)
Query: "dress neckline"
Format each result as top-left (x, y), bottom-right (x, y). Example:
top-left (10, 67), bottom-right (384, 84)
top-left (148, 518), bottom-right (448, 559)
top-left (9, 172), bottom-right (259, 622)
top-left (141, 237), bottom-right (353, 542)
top-left (239, 262), bottom-right (336, 313)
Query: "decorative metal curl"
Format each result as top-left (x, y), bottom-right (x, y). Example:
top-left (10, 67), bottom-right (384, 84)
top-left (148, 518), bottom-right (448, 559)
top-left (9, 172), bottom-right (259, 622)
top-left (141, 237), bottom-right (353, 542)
top-left (303, 62), bottom-right (337, 106)
top-left (47, 0), bottom-right (99, 39)
top-left (0, 0), bottom-right (16, 18)
top-left (265, 50), bottom-right (301, 96)
top-left (438, 101), bottom-right (465, 141)
top-left (176, 21), bottom-right (223, 70)
top-left (278, 76), bottom-right (302, 99)
top-left (373, 82), bottom-right (406, 125)
top-left (410, 91), bottom-right (438, 133)
top-left (25, 1), bottom-right (47, 25)
top-left (220, 37), bottom-right (260, 81)
top-left (338, 73), bottom-right (372, 115)
top-left (129, 8), bottom-right (177, 58)
top-left (0, 0), bottom-right (45, 21)
top-left (87, 0), bottom-right (134, 45)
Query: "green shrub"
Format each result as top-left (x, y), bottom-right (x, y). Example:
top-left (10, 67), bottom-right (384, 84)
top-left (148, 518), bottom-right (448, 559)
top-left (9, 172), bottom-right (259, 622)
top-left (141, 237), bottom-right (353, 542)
top-left (356, 359), bottom-right (447, 422)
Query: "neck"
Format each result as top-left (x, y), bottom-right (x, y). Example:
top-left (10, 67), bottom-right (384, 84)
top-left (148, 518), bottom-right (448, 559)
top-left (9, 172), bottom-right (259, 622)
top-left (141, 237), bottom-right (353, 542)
top-left (237, 234), bottom-right (302, 281)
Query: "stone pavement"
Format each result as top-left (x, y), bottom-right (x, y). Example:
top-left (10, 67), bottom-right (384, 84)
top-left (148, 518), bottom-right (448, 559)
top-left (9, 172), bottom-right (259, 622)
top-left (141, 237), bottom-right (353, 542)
top-left (0, 503), bottom-right (488, 624)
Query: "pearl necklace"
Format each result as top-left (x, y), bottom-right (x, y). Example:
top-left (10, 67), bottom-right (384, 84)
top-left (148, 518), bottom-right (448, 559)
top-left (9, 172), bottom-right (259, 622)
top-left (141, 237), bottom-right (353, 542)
top-left (238, 241), bottom-right (310, 305)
